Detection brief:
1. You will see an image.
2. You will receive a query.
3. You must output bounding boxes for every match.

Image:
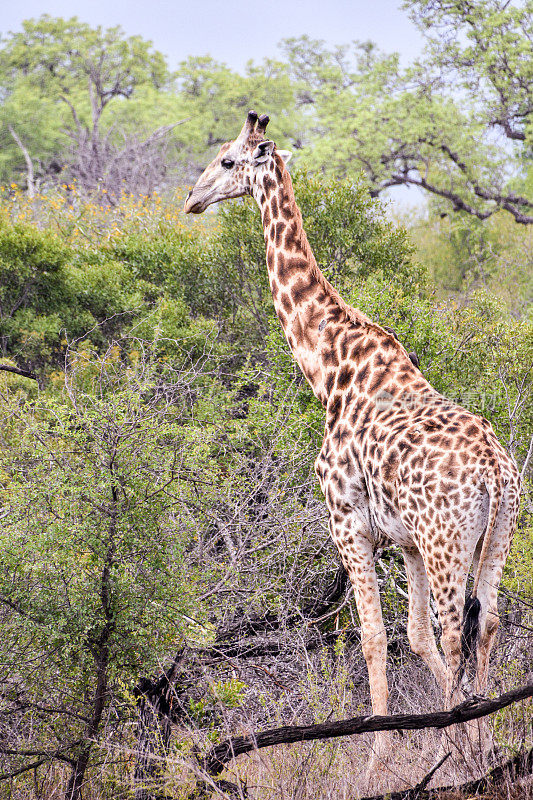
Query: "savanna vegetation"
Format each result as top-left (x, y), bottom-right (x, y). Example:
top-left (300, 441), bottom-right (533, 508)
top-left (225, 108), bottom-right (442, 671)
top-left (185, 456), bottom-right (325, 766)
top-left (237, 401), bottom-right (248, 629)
top-left (0, 2), bottom-right (531, 799)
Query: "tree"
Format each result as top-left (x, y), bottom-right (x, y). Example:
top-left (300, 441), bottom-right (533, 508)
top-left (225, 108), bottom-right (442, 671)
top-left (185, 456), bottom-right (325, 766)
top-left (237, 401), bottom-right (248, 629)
top-left (0, 16), bottom-right (172, 197)
top-left (403, 0), bottom-right (533, 221)
top-left (283, 0), bottom-right (532, 223)
top-left (0, 344), bottom-right (206, 799)
top-left (168, 55), bottom-right (301, 183)
top-left (405, 0), bottom-right (532, 145)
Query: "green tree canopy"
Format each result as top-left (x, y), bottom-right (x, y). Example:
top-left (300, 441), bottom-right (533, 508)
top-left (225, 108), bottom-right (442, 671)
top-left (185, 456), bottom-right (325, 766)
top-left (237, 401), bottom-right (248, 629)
top-left (0, 4), bottom-right (531, 222)
top-left (0, 16), bottom-right (170, 195)
top-left (282, 0), bottom-right (532, 223)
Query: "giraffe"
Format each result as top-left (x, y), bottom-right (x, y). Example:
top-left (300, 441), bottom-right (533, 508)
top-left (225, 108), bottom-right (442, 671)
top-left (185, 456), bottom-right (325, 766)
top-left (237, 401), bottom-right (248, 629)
top-left (184, 111), bottom-right (521, 767)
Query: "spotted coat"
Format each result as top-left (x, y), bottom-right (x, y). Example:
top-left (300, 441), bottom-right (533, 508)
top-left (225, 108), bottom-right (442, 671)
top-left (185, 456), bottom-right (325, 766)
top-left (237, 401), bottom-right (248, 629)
top-left (185, 111), bottom-right (521, 765)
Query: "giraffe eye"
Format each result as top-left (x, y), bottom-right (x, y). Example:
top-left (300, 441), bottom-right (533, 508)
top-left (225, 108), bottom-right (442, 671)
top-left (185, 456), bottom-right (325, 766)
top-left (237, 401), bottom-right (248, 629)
top-left (221, 158), bottom-right (235, 170)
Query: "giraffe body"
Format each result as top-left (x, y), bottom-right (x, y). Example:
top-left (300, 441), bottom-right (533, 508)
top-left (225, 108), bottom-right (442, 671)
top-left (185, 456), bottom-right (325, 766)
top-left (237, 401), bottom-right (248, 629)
top-left (185, 112), bottom-right (521, 767)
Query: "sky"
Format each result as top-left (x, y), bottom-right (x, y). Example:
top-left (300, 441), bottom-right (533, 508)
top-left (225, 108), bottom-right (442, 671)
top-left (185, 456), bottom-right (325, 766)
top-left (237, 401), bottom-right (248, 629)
top-left (0, 0), bottom-right (426, 73)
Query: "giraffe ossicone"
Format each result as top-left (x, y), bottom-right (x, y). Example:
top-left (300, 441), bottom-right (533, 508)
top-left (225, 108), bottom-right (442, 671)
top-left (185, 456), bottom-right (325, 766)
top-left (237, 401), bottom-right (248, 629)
top-left (184, 111), bottom-right (521, 769)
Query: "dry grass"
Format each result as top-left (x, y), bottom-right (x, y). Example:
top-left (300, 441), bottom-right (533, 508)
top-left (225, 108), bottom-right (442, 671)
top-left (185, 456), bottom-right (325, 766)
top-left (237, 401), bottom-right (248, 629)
top-left (2, 622), bottom-right (530, 800)
top-left (1, 599), bottom-right (529, 799)
top-left (158, 642), bottom-right (532, 800)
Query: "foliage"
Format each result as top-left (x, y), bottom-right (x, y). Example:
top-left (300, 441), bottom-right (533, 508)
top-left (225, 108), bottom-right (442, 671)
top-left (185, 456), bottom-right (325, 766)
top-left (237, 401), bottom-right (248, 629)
top-left (0, 7), bottom-right (531, 797)
top-left (0, 165), bottom-right (530, 798)
top-left (1, 6), bottom-right (531, 224)
top-left (404, 0), bottom-right (532, 147)
top-left (400, 206), bottom-right (533, 316)
top-left (0, 347), bottom-right (208, 794)
top-left (0, 186), bottom-right (206, 375)
top-left (170, 56), bottom-right (300, 184)
top-left (283, 9), bottom-right (532, 223)
top-left (0, 16), bottom-right (170, 197)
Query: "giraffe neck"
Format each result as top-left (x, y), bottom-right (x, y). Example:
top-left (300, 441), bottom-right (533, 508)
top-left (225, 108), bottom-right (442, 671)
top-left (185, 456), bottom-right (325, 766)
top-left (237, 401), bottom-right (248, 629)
top-left (252, 156), bottom-right (386, 406)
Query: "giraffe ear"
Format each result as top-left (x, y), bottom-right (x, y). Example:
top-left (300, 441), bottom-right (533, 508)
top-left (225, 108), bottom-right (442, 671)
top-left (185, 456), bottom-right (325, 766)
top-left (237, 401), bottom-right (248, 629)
top-left (277, 150), bottom-right (292, 164)
top-left (252, 140), bottom-right (275, 164)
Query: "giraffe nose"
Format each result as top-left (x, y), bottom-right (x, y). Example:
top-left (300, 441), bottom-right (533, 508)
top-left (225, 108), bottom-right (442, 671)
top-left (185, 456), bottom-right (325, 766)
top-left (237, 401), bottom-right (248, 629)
top-left (184, 189), bottom-right (196, 213)
top-left (184, 188), bottom-right (205, 214)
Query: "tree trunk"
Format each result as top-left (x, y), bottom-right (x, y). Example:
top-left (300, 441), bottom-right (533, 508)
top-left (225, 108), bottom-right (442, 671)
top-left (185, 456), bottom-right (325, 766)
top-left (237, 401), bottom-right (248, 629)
top-left (65, 496), bottom-right (116, 800)
top-left (65, 746), bottom-right (92, 800)
top-left (64, 653), bottom-right (109, 800)
top-left (8, 125), bottom-right (35, 198)
top-left (134, 688), bottom-right (173, 800)
top-left (134, 652), bottom-right (184, 800)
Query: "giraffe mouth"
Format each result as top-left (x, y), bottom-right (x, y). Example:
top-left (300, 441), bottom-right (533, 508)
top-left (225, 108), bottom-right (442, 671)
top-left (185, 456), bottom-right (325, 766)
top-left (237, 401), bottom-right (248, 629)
top-left (186, 200), bottom-right (205, 214)
top-left (184, 186), bottom-right (213, 214)
top-left (184, 195), bottom-right (206, 214)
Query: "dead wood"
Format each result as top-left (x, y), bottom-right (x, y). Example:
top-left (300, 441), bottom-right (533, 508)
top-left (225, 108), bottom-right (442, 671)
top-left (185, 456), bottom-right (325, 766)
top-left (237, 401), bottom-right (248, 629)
top-left (133, 565), bottom-right (350, 797)
top-left (360, 745), bottom-right (533, 799)
top-left (0, 364), bottom-right (38, 381)
top-left (201, 682), bottom-right (533, 776)
top-left (216, 564), bottom-right (348, 640)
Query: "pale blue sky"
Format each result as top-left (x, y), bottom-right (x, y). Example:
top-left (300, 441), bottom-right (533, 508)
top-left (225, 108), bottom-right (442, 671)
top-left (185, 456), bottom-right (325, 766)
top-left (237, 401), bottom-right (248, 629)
top-left (1, 0), bottom-right (425, 72)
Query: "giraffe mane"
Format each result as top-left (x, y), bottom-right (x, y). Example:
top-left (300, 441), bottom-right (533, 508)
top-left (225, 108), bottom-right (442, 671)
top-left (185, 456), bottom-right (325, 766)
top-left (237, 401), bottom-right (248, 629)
top-left (274, 153), bottom-right (411, 361)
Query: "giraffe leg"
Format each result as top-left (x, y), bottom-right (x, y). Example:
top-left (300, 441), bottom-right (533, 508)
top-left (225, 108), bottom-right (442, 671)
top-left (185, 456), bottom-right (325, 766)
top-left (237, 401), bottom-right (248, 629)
top-left (470, 569), bottom-right (500, 762)
top-left (329, 515), bottom-right (391, 773)
top-left (432, 579), bottom-right (466, 709)
top-left (469, 574), bottom-right (503, 764)
top-left (470, 490), bottom-right (517, 759)
top-left (474, 486), bottom-right (516, 695)
top-left (416, 553), bottom-right (468, 766)
top-left (408, 523), bottom-right (473, 712)
top-left (402, 547), bottom-right (446, 692)
top-left (474, 576), bottom-right (500, 695)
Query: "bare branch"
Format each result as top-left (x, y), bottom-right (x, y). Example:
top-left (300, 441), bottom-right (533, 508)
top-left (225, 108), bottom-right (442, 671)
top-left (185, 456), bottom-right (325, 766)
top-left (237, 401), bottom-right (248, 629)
top-left (389, 170), bottom-right (533, 225)
top-left (520, 434), bottom-right (533, 481)
top-left (7, 126), bottom-right (35, 198)
top-left (202, 682), bottom-right (533, 776)
top-left (0, 364), bottom-right (38, 381)
top-left (360, 746), bottom-right (533, 800)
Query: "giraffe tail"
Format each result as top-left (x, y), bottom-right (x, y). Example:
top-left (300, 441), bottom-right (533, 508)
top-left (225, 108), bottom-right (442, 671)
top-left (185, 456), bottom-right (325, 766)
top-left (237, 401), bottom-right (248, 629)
top-left (461, 464), bottom-right (503, 665)
top-left (461, 595), bottom-right (481, 664)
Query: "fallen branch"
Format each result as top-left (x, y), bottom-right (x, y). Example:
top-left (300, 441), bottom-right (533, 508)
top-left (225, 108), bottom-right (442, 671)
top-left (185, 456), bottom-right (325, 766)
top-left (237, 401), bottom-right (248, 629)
top-left (199, 627), bottom-right (361, 664)
top-left (360, 745), bottom-right (533, 799)
top-left (0, 364), bottom-right (38, 381)
top-left (353, 752), bottom-right (452, 800)
top-left (409, 751), bottom-right (451, 795)
top-left (202, 682), bottom-right (533, 776)
top-left (217, 564), bottom-right (348, 640)
top-left (135, 567), bottom-right (350, 797)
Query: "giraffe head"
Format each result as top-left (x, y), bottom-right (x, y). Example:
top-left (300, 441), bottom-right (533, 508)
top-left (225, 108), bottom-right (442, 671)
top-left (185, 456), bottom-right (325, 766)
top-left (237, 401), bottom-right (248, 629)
top-left (184, 110), bottom-right (291, 214)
